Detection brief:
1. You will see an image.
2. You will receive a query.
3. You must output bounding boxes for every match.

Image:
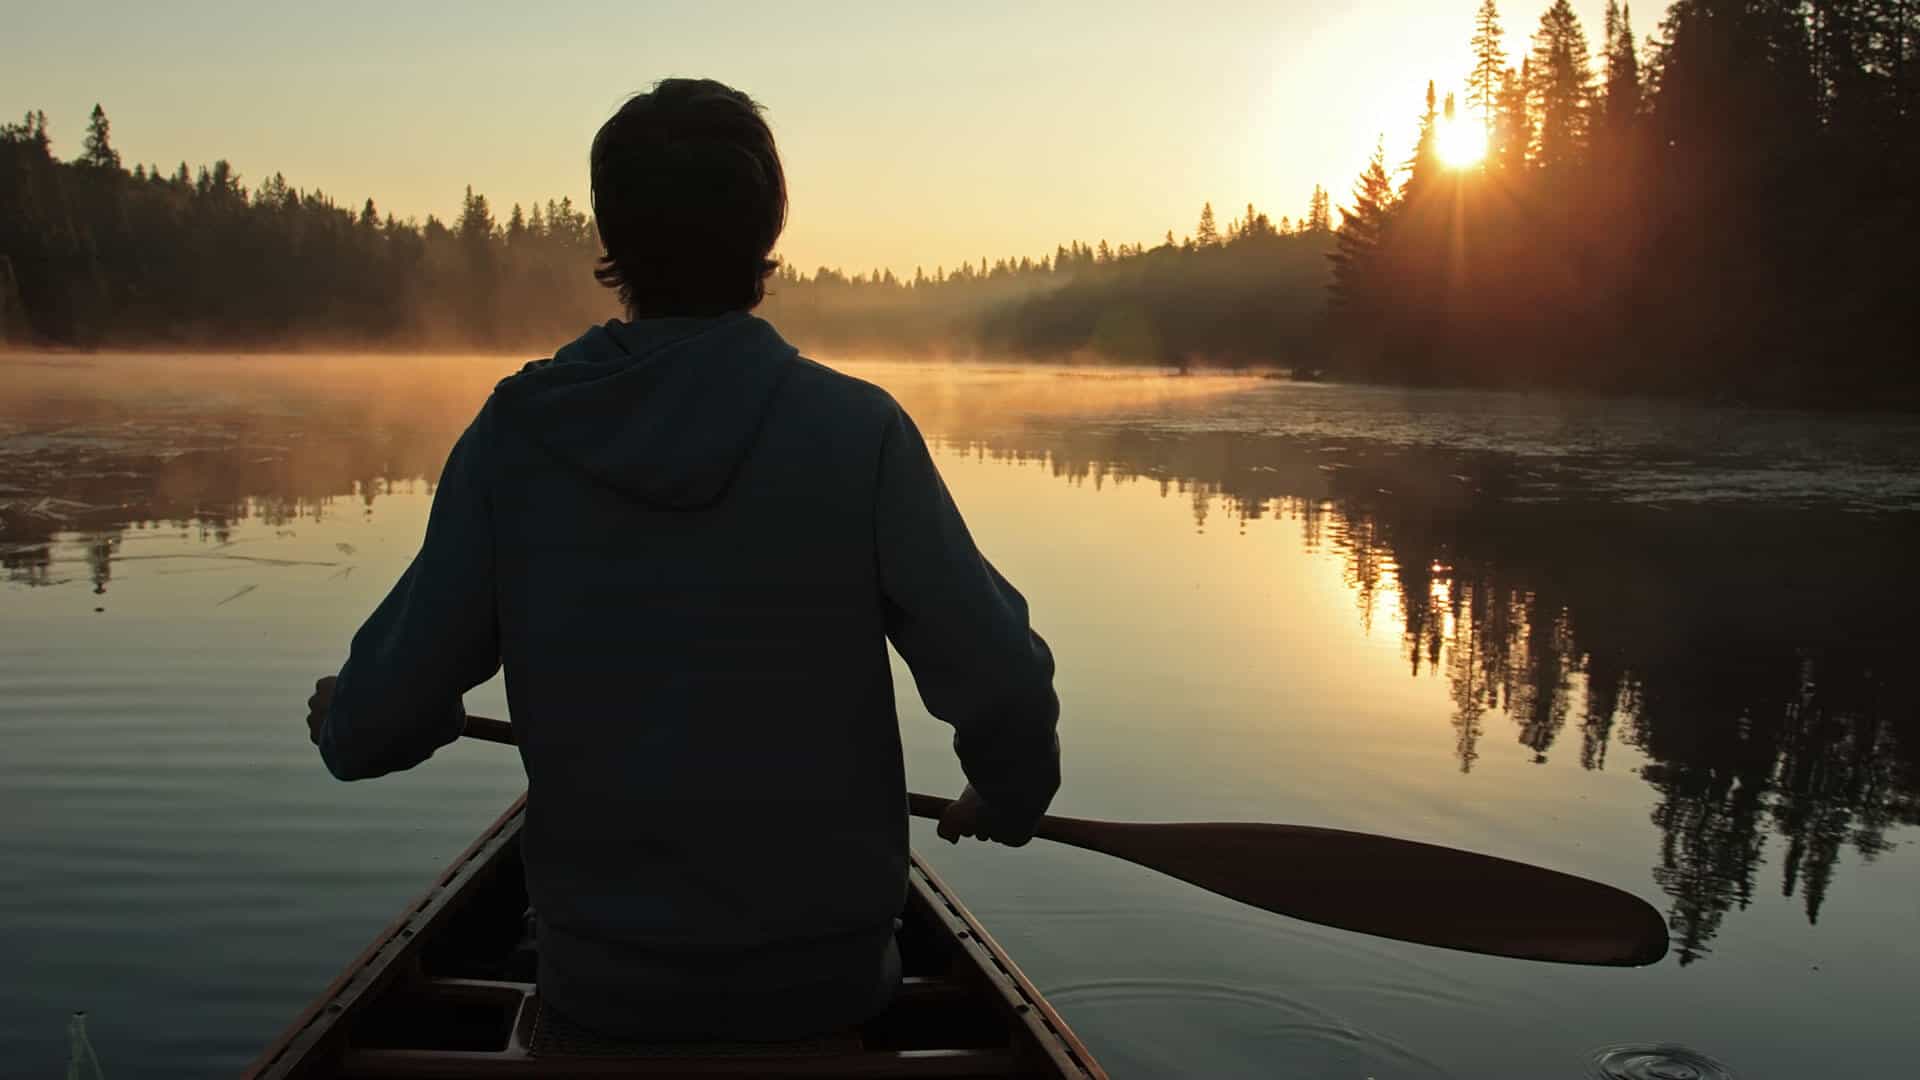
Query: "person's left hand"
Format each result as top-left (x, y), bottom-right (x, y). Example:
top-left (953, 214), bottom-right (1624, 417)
top-left (306, 676), bottom-right (338, 745)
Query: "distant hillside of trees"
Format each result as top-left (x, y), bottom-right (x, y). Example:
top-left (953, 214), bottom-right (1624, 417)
top-left (4, 0), bottom-right (1917, 404)
top-left (762, 205), bottom-right (1335, 367)
top-left (1326, 0), bottom-right (1920, 406)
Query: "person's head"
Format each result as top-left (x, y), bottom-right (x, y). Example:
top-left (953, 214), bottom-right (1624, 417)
top-left (590, 79), bottom-right (786, 317)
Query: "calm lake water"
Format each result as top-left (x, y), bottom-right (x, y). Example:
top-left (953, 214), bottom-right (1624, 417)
top-left (3, 352), bottom-right (1918, 1078)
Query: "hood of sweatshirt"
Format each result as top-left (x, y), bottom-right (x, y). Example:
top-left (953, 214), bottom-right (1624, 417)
top-left (492, 312), bottom-right (799, 510)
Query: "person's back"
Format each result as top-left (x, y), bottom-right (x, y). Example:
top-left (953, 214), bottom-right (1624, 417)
top-left (304, 79), bottom-right (1060, 1042)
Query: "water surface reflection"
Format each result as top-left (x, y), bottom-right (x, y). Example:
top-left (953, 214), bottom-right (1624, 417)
top-left (4, 353), bottom-right (1919, 1073)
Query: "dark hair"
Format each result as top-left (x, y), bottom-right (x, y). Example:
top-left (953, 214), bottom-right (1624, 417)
top-left (590, 79), bottom-right (786, 316)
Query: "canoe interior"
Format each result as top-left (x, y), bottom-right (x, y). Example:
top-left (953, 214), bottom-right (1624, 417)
top-left (246, 797), bottom-right (1105, 1079)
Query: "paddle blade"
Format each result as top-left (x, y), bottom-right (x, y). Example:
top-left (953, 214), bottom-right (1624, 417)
top-left (1031, 815), bottom-right (1669, 966)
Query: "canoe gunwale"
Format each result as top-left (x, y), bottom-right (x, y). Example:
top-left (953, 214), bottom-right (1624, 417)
top-left (244, 793), bottom-right (531, 1079)
top-left (909, 856), bottom-right (1104, 1078)
top-left (244, 794), bottom-right (1107, 1079)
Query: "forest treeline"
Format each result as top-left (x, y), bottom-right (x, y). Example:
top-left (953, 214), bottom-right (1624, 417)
top-left (1329, 0), bottom-right (1920, 404)
top-left (3, 0), bottom-right (1918, 403)
top-left (765, 201), bottom-right (1335, 366)
top-left (0, 100), bottom-right (1334, 364)
top-left (0, 110), bottom-right (611, 349)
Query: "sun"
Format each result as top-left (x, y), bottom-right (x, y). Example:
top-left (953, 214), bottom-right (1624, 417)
top-left (1436, 117), bottom-right (1488, 169)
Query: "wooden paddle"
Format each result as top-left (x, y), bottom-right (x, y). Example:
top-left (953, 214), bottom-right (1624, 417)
top-left (460, 714), bottom-right (1668, 967)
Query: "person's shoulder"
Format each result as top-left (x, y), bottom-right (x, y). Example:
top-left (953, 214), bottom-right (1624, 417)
top-left (783, 354), bottom-right (906, 426)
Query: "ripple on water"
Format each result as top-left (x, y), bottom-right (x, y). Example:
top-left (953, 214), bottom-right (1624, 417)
top-left (1047, 977), bottom-right (1453, 1078)
top-left (1589, 1045), bottom-right (1737, 1080)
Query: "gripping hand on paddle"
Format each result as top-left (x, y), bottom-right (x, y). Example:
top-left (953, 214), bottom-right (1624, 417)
top-left (306, 676), bottom-right (337, 745)
top-left (936, 785), bottom-right (1035, 847)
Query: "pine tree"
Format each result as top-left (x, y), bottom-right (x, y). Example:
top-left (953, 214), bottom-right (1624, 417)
top-left (79, 104), bottom-right (121, 170)
top-left (1307, 185), bottom-right (1332, 232)
top-left (1529, 0), bottom-right (1595, 171)
top-left (1602, 2), bottom-right (1643, 129)
top-left (457, 186), bottom-right (494, 243)
top-left (1402, 81), bottom-right (1444, 201)
top-left (1494, 63), bottom-right (1532, 171)
top-left (358, 198), bottom-right (379, 229)
top-left (1468, 0), bottom-right (1508, 130)
top-left (1328, 138), bottom-right (1397, 317)
top-left (506, 202), bottom-right (527, 244)
top-left (1195, 202), bottom-right (1220, 247)
top-left (9, 110), bottom-right (53, 154)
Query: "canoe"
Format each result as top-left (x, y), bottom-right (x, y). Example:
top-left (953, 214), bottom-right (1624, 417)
top-left (244, 795), bottom-right (1107, 1078)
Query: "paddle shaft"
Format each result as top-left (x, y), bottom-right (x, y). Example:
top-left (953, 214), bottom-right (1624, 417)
top-left (457, 714), bottom-right (1668, 966)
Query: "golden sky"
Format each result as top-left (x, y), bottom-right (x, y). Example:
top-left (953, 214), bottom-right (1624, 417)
top-left (6, 0), bottom-right (1648, 275)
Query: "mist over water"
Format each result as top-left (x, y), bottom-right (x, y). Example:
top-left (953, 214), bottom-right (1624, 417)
top-left (3, 352), bottom-right (1918, 1078)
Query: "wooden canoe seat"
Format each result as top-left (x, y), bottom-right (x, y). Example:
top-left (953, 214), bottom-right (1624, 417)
top-left (529, 998), bottom-right (864, 1058)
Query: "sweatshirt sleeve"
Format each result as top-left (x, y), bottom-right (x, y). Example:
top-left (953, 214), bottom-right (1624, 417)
top-left (875, 404), bottom-right (1060, 836)
top-left (320, 403), bottom-right (502, 781)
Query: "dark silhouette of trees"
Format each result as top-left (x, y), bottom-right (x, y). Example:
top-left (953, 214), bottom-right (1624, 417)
top-left (10, 10), bottom-right (1920, 405)
top-left (0, 108), bottom-right (1332, 367)
top-left (750, 193), bottom-right (1333, 366)
top-left (0, 108), bottom-right (611, 350)
top-left (1324, 0), bottom-right (1920, 406)
top-left (79, 104), bottom-right (119, 171)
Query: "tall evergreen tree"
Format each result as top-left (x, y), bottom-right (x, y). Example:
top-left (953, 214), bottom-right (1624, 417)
top-left (1328, 139), bottom-right (1397, 318)
top-left (79, 104), bottom-right (120, 170)
top-left (1528, 0), bottom-right (1596, 170)
top-left (1403, 81), bottom-right (1444, 201)
top-left (1468, 0), bottom-right (1509, 130)
top-left (1602, 2), bottom-right (1644, 129)
top-left (1307, 184), bottom-right (1332, 232)
top-left (1492, 64), bottom-right (1532, 171)
top-left (457, 185), bottom-right (495, 244)
top-left (1195, 202), bottom-right (1220, 247)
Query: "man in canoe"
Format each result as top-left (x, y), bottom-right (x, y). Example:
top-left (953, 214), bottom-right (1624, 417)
top-left (302, 78), bottom-right (1061, 1041)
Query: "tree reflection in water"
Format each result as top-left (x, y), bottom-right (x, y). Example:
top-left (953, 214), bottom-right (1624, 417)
top-left (4, 367), bottom-right (1916, 966)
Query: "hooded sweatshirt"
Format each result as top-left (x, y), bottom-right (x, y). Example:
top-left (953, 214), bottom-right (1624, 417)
top-left (319, 312), bottom-right (1060, 1040)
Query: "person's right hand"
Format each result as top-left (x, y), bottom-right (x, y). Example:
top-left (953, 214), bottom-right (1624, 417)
top-left (935, 785), bottom-right (1034, 847)
top-left (306, 675), bottom-right (338, 746)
